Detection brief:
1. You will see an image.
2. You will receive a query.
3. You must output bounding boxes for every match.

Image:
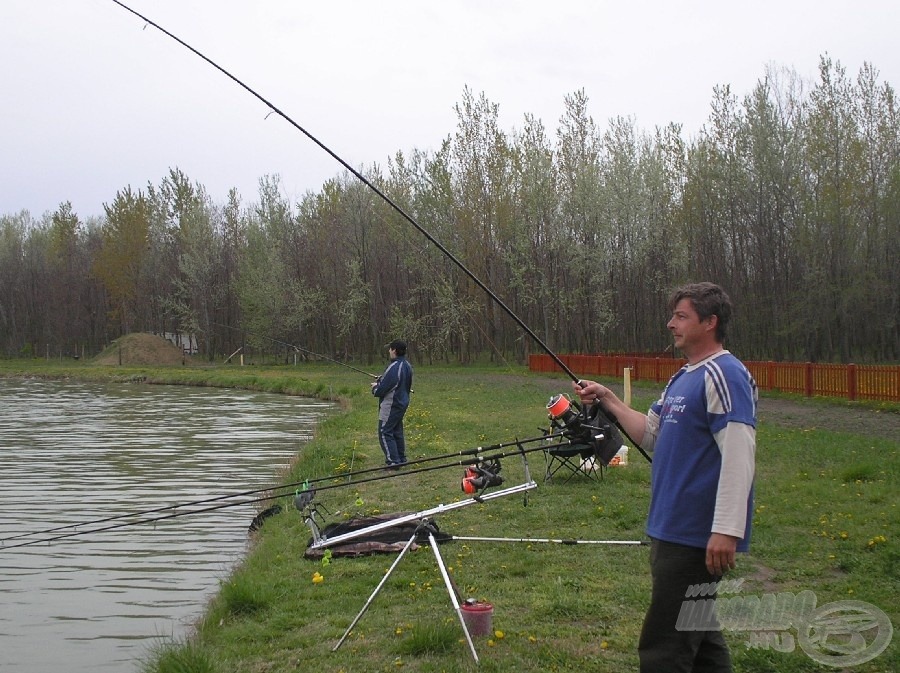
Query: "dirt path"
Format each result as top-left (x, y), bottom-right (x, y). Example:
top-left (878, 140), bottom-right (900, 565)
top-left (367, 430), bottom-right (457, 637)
top-left (756, 397), bottom-right (900, 443)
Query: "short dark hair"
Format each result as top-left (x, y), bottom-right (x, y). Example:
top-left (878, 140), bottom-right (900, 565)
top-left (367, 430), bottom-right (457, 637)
top-left (667, 283), bottom-right (733, 342)
top-left (388, 340), bottom-right (407, 356)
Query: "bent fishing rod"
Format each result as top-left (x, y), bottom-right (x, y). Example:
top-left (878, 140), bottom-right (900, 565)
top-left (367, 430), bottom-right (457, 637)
top-left (210, 321), bottom-right (379, 379)
top-left (109, 1), bottom-right (649, 462)
top-left (110, 0), bottom-right (578, 384)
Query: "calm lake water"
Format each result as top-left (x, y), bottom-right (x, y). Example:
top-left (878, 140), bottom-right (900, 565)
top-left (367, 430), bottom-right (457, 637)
top-left (0, 377), bottom-right (333, 673)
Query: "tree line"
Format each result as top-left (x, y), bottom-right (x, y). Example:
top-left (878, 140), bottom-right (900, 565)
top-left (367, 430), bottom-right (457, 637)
top-left (1, 56), bottom-right (897, 365)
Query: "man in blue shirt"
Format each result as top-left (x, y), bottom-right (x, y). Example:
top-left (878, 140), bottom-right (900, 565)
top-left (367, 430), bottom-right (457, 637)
top-left (575, 283), bottom-right (757, 672)
top-left (372, 340), bottom-right (413, 469)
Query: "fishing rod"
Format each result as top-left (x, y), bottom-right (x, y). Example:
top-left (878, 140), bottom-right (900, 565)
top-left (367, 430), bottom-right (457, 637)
top-left (452, 536), bottom-right (647, 546)
top-left (211, 321), bottom-right (379, 379)
top-left (1, 418), bottom-right (613, 550)
top-left (109, 0), bottom-right (580, 384)
top-left (0, 438), bottom-right (544, 551)
top-left (1, 491), bottom-right (286, 550)
top-left (109, 1), bottom-right (649, 463)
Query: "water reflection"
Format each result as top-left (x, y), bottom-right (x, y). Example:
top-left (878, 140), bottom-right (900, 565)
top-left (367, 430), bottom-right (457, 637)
top-left (0, 377), bottom-right (332, 673)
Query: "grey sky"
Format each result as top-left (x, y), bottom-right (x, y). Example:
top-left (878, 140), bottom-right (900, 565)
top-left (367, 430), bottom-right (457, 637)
top-left (1, 0), bottom-right (897, 218)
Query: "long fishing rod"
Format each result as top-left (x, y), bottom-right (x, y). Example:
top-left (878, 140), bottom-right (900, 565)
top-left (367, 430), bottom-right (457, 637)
top-left (1, 429), bottom-right (596, 550)
top-left (1, 491), bottom-right (286, 550)
top-left (211, 321), bottom-right (379, 379)
top-left (109, 0), bottom-right (581, 385)
top-left (109, 1), bottom-right (649, 466)
top-left (2, 436), bottom-right (566, 551)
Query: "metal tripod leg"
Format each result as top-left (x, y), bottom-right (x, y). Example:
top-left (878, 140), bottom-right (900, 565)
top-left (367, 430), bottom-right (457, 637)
top-left (332, 519), bottom-right (480, 663)
top-left (332, 526), bottom-right (419, 652)
top-left (427, 527), bottom-right (479, 662)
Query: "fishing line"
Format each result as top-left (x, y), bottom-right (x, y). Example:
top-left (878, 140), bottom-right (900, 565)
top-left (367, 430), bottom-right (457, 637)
top-left (109, 0), bottom-right (581, 384)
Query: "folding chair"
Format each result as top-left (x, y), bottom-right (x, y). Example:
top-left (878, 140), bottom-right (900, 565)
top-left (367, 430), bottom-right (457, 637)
top-left (544, 442), bottom-right (604, 483)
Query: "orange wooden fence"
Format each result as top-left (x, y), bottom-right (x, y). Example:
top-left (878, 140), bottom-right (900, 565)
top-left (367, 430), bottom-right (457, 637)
top-left (528, 354), bottom-right (900, 402)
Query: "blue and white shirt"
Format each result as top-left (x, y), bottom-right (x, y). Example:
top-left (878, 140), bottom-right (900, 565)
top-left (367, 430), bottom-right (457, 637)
top-left (644, 351), bottom-right (757, 551)
top-left (372, 356), bottom-right (413, 421)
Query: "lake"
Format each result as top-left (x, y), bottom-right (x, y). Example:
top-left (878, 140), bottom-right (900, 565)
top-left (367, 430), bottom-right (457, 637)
top-left (0, 377), bottom-right (333, 672)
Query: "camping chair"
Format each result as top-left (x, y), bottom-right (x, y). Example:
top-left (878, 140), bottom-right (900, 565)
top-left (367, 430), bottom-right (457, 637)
top-left (544, 442), bottom-right (604, 483)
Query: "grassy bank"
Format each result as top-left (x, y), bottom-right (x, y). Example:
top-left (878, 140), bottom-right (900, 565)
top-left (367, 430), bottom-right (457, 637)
top-left (2, 359), bottom-right (897, 672)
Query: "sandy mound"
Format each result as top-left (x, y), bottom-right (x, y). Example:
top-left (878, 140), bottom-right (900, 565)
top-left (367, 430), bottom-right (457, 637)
top-left (93, 333), bottom-right (188, 366)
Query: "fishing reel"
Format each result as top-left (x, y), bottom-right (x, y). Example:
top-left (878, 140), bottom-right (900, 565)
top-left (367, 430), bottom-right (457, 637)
top-left (461, 459), bottom-right (503, 499)
top-left (545, 394), bottom-right (624, 465)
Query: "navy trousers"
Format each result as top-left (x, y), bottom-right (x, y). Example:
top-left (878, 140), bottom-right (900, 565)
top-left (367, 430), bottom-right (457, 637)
top-left (378, 405), bottom-right (407, 465)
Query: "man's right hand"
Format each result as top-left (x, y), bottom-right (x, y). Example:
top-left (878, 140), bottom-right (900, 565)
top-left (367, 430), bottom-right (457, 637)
top-left (573, 379), bottom-right (611, 406)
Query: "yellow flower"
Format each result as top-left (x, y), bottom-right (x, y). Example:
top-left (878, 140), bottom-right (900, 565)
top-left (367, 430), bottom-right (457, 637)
top-left (494, 630), bottom-right (505, 639)
top-left (312, 572), bottom-right (324, 584)
top-left (600, 640), bottom-right (609, 650)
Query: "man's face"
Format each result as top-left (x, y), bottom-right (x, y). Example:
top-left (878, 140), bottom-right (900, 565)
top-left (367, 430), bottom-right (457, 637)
top-left (388, 347), bottom-right (397, 359)
top-left (666, 298), bottom-right (714, 354)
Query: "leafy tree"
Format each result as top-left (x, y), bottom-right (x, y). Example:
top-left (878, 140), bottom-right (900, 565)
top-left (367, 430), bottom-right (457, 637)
top-left (93, 187), bottom-right (150, 336)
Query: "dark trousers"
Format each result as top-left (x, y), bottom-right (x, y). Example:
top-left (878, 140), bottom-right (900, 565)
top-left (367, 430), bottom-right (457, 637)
top-left (638, 539), bottom-right (732, 673)
top-left (377, 406), bottom-right (407, 464)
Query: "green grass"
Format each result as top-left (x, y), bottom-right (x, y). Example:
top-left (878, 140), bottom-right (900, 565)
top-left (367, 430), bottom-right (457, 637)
top-left (1, 359), bottom-right (897, 672)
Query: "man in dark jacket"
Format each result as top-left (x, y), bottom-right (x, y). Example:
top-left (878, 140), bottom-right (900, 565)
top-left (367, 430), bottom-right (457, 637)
top-left (371, 340), bottom-right (413, 468)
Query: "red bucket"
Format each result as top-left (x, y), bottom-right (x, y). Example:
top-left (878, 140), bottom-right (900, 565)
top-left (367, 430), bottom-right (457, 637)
top-left (460, 601), bottom-right (494, 637)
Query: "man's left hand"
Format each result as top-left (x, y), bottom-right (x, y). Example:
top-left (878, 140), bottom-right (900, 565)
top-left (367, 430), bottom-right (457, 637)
top-left (706, 533), bottom-right (739, 576)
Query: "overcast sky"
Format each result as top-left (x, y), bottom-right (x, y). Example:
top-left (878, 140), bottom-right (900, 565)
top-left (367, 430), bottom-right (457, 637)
top-left (2, 0), bottom-right (897, 219)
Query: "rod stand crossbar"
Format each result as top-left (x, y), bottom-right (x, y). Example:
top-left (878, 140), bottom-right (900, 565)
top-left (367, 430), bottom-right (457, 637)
top-left (309, 481), bottom-right (537, 550)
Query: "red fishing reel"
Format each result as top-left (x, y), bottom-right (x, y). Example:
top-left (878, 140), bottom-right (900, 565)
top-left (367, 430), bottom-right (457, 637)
top-left (461, 460), bottom-right (503, 495)
top-left (547, 393), bottom-right (581, 430)
top-left (545, 393), bottom-right (625, 466)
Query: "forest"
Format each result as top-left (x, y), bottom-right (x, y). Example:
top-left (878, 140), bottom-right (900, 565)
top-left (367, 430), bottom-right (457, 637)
top-left (1, 56), bottom-right (897, 365)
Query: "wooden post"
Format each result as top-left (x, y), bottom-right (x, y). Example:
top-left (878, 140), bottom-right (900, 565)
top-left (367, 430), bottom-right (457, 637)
top-left (624, 367), bottom-right (632, 406)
